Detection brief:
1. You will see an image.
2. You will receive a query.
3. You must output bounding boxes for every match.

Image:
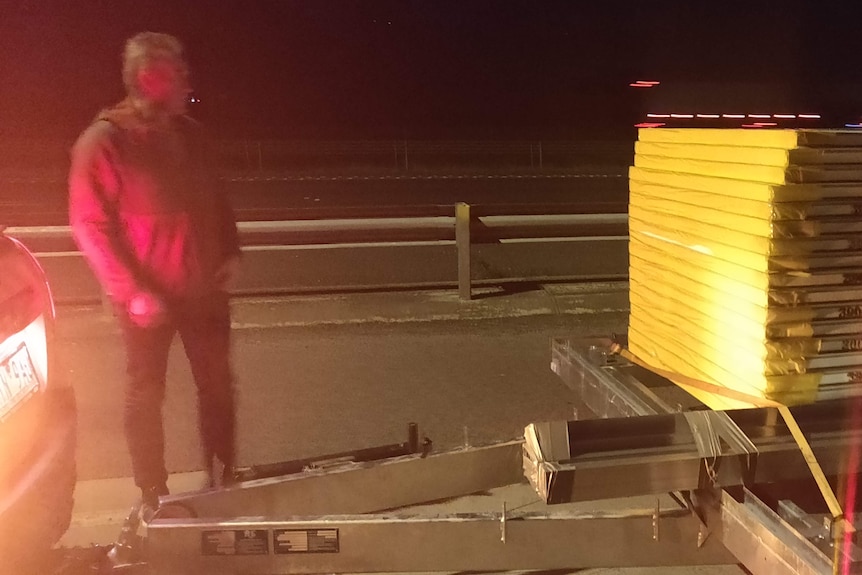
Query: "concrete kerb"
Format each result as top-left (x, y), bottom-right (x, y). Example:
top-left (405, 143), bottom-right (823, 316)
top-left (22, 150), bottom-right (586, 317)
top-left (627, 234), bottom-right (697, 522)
top-left (54, 281), bottom-right (630, 336)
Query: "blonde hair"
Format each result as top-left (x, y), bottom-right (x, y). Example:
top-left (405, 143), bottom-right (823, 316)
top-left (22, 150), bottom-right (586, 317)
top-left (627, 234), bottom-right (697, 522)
top-left (122, 32), bottom-right (186, 96)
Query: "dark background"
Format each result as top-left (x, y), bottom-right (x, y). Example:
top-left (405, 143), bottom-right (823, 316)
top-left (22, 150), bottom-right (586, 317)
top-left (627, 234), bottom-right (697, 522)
top-left (2, 0), bottom-right (862, 141)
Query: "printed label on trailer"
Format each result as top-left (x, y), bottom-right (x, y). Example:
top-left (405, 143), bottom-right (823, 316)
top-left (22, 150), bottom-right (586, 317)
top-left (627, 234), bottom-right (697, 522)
top-left (273, 529), bottom-right (339, 554)
top-left (201, 530), bottom-right (269, 556)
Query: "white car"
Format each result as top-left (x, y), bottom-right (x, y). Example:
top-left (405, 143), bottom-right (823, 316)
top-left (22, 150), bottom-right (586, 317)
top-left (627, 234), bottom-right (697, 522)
top-left (0, 226), bottom-right (76, 570)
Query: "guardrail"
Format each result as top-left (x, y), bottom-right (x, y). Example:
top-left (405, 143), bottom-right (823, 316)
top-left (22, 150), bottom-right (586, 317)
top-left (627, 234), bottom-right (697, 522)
top-left (5, 202), bottom-right (629, 303)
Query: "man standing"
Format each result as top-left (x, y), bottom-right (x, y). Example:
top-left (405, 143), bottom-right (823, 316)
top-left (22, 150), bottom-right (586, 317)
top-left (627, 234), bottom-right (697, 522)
top-left (69, 32), bottom-right (241, 510)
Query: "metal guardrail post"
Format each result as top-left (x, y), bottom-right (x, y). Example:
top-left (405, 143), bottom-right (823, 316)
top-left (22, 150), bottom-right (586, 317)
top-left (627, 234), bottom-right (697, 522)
top-left (456, 202), bottom-right (472, 301)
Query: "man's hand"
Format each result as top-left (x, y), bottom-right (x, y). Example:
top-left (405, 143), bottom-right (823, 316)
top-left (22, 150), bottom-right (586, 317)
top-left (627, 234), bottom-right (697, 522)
top-left (127, 291), bottom-right (167, 328)
top-left (215, 255), bottom-right (241, 292)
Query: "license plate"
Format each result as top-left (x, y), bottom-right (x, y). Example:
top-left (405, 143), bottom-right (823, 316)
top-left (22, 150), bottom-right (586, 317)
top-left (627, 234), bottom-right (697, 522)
top-left (0, 343), bottom-right (40, 421)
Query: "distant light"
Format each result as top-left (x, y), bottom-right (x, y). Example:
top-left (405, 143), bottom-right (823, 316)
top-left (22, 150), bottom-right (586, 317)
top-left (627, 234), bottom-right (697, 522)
top-left (753, 122), bottom-right (777, 127)
top-left (629, 80), bottom-right (660, 88)
top-left (634, 122), bottom-right (666, 128)
top-left (846, 123), bottom-right (862, 128)
top-left (741, 123), bottom-right (766, 128)
top-left (638, 112), bottom-right (824, 122)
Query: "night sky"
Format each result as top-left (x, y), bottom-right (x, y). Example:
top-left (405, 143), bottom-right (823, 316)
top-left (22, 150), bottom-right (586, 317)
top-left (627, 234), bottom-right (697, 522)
top-left (2, 1), bottom-right (862, 141)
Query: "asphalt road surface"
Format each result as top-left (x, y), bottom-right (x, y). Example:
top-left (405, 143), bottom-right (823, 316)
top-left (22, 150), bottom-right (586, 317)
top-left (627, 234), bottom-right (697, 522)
top-left (2, 171), bottom-right (627, 226)
top-left (62, 310), bottom-right (627, 480)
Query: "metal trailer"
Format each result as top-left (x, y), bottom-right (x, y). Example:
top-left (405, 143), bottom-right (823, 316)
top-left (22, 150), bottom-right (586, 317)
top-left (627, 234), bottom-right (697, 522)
top-left (104, 337), bottom-right (862, 575)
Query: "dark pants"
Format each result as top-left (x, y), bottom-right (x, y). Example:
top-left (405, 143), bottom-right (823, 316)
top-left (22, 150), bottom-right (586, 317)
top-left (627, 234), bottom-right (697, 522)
top-left (117, 294), bottom-right (235, 491)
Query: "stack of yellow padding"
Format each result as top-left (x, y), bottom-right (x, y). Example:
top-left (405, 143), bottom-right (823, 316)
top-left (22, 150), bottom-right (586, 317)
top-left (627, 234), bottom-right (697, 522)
top-left (628, 128), bottom-right (862, 409)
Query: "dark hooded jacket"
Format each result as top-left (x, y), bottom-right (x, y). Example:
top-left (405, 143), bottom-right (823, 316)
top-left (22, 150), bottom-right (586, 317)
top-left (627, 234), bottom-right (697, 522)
top-left (69, 99), bottom-right (240, 304)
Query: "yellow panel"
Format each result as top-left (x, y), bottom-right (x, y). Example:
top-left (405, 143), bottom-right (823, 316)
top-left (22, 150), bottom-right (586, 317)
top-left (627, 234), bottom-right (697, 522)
top-left (629, 301), bottom-right (811, 376)
top-left (630, 292), bottom-right (818, 368)
top-left (629, 242), bottom-right (850, 308)
top-left (631, 267), bottom-right (862, 337)
top-left (629, 308), bottom-right (770, 379)
top-left (631, 232), bottom-right (854, 288)
top-left (630, 166), bottom-right (862, 202)
top-left (628, 322), bottom-right (802, 409)
top-left (636, 154), bottom-right (794, 184)
top-left (629, 193), bottom-right (818, 237)
top-left (631, 204), bottom-right (862, 256)
top-left (628, 320), bottom-right (820, 407)
top-left (635, 141), bottom-right (794, 166)
top-left (632, 219), bottom-right (770, 272)
top-left (630, 180), bottom-right (817, 221)
top-left (629, 205), bottom-right (838, 257)
top-left (630, 243), bottom-right (765, 308)
top-left (629, 266), bottom-right (819, 329)
top-left (637, 128), bottom-right (862, 149)
top-left (629, 213), bottom-right (859, 271)
top-left (629, 275), bottom-right (820, 344)
top-left (634, 141), bottom-right (862, 167)
top-left (634, 154), bottom-right (862, 185)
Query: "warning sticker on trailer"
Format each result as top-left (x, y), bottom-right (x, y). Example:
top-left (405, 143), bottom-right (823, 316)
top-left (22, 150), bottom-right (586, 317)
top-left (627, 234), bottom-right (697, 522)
top-left (273, 529), bottom-right (339, 554)
top-left (201, 530), bottom-right (269, 556)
